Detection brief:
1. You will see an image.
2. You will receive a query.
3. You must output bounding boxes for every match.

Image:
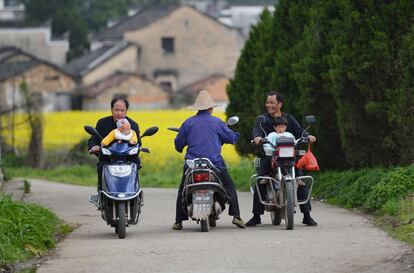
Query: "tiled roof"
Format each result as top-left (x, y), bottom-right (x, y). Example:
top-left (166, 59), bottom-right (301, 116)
top-left (95, 5), bottom-right (180, 41)
top-left (82, 71), bottom-right (135, 98)
top-left (0, 46), bottom-right (35, 63)
top-left (177, 74), bottom-right (229, 101)
top-left (0, 60), bottom-right (39, 82)
top-left (62, 41), bottom-right (129, 78)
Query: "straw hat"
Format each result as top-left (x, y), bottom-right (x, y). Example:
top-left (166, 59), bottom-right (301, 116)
top-left (187, 90), bottom-right (219, 110)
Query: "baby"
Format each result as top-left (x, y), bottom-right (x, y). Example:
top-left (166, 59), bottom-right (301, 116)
top-left (101, 118), bottom-right (138, 146)
top-left (263, 116), bottom-right (295, 155)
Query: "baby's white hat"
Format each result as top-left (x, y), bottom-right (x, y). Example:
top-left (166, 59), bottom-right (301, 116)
top-left (116, 118), bottom-right (129, 128)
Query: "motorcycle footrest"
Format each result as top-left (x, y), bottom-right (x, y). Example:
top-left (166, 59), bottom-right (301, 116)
top-left (89, 194), bottom-right (98, 204)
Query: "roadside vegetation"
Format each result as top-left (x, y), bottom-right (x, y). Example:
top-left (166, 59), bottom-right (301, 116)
top-left (313, 165), bottom-right (414, 246)
top-left (0, 195), bottom-right (74, 271)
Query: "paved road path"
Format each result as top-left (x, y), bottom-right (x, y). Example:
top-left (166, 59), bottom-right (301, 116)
top-left (25, 179), bottom-right (413, 273)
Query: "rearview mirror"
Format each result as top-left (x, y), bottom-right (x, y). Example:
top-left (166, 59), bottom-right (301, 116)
top-left (84, 125), bottom-right (102, 139)
top-left (256, 115), bottom-right (266, 124)
top-left (167, 127), bottom-right (180, 132)
top-left (305, 115), bottom-right (316, 124)
top-left (141, 126), bottom-right (159, 138)
top-left (227, 116), bottom-right (239, 126)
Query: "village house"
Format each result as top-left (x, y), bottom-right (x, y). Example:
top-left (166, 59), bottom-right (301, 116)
top-left (0, 0), bottom-right (25, 24)
top-left (173, 74), bottom-right (229, 110)
top-left (62, 4), bottom-right (243, 110)
top-left (63, 41), bottom-right (138, 86)
top-left (63, 41), bottom-right (168, 109)
top-left (90, 4), bottom-right (242, 101)
top-left (0, 25), bottom-right (69, 66)
top-left (0, 48), bottom-right (76, 112)
top-left (81, 71), bottom-right (168, 110)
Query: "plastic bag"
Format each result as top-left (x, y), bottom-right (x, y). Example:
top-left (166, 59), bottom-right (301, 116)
top-left (295, 143), bottom-right (319, 171)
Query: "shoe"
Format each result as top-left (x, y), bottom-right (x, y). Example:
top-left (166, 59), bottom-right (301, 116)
top-left (232, 217), bottom-right (246, 229)
top-left (302, 215), bottom-right (318, 226)
top-left (172, 222), bottom-right (183, 230)
top-left (245, 215), bottom-right (262, 227)
top-left (89, 194), bottom-right (98, 204)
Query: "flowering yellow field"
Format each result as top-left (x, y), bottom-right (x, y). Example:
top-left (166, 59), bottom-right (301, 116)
top-left (2, 110), bottom-right (241, 166)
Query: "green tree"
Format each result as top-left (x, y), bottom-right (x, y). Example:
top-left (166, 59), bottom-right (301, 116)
top-left (23, 0), bottom-right (58, 24)
top-left (325, 1), bottom-right (414, 167)
top-left (20, 81), bottom-right (43, 168)
top-left (226, 9), bottom-right (274, 155)
top-left (269, 0), bottom-right (313, 116)
top-left (24, 0), bottom-right (89, 60)
top-left (289, 1), bottom-right (347, 169)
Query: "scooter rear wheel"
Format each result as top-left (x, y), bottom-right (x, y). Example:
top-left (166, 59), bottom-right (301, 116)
top-left (200, 219), bottom-right (210, 232)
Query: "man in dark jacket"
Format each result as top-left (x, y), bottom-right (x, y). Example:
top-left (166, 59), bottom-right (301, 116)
top-left (88, 97), bottom-right (141, 191)
top-left (172, 90), bottom-right (246, 230)
top-left (246, 92), bottom-right (318, 227)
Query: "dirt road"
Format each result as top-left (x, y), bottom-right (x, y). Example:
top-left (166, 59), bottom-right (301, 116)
top-left (25, 179), bottom-right (413, 273)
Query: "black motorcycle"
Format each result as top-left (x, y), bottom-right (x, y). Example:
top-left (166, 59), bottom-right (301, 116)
top-left (168, 116), bottom-right (239, 232)
top-left (250, 115), bottom-right (315, 230)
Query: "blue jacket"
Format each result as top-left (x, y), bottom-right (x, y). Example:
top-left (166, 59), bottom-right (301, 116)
top-left (175, 110), bottom-right (239, 167)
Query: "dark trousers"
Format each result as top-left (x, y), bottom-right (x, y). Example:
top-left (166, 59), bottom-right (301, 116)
top-left (252, 156), bottom-right (311, 215)
top-left (97, 161), bottom-right (106, 191)
top-left (175, 165), bottom-right (241, 222)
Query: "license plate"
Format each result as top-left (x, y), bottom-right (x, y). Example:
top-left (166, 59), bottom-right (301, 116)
top-left (195, 191), bottom-right (211, 201)
top-left (279, 147), bottom-right (294, 157)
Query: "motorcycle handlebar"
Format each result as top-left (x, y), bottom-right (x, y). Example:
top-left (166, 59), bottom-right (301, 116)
top-left (295, 136), bottom-right (309, 146)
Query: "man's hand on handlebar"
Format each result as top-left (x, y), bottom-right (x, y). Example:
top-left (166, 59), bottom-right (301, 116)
top-left (253, 136), bottom-right (262, 145)
top-left (89, 145), bottom-right (100, 154)
top-left (308, 135), bottom-right (316, 143)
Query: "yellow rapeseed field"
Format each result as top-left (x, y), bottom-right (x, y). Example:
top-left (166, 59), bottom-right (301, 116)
top-left (2, 110), bottom-right (241, 167)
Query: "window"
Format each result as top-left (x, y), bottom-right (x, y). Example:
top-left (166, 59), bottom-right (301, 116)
top-left (159, 81), bottom-right (172, 93)
top-left (162, 37), bottom-right (175, 54)
top-left (44, 75), bottom-right (60, 81)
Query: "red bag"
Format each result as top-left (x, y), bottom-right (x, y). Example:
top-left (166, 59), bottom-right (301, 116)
top-left (296, 143), bottom-right (320, 171)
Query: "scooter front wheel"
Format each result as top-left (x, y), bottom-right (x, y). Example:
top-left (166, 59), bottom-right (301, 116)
top-left (284, 182), bottom-right (294, 230)
top-left (117, 202), bottom-right (127, 239)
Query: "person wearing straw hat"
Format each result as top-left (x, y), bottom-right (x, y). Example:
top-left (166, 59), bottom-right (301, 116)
top-left (172, 90), bottom-right (246, 230)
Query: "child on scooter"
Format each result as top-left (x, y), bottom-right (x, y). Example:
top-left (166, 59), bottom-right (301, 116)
top-left (101, 118), bottom-right (138, 146)
top-left (263, 116), bottom-right (295, 155)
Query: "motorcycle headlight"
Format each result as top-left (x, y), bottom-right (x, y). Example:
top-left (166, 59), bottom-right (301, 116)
top-left (128, 147), bottom-right (139, 155)
top-left (108, 165), bottom-right (133, 177)
top-left (101, 148), bottom-right (112, 156)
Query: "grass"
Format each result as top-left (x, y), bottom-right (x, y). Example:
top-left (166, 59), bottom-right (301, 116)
top-left (380, 197), bottom-right (414, 246)
top-left (313, 166), bottom-right (414, 247)
top-left (0, 195), bottom-right (74, 268)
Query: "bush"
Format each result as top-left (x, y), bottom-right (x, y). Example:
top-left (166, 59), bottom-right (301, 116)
top-left (367, 169), bottom-right (414, 210)
top-left (0, 195), bottom-right (60, 265)
top-left (314, 165), bottom-right (414, 211)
